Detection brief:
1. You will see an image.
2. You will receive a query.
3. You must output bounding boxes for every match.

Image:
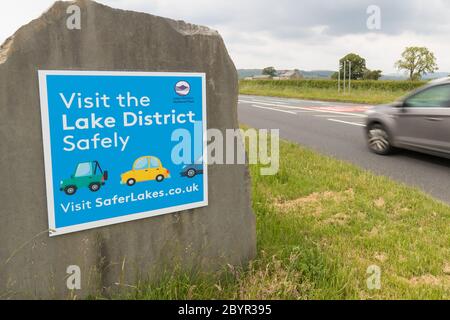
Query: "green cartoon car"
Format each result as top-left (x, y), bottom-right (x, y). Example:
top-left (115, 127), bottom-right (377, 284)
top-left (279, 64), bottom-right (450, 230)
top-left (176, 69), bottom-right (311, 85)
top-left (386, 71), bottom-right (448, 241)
top-left (60, 161), bottom-right (108, 195)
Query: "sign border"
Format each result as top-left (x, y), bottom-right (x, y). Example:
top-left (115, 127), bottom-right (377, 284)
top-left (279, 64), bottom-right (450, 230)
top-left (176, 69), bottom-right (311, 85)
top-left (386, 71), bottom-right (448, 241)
top-left (38, 70), bottom-right (208, 237)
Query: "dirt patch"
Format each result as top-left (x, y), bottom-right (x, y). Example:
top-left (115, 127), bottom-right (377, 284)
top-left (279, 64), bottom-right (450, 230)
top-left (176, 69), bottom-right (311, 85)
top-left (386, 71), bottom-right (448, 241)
top-left (374, 252), bottom-right (388, 263)
top-left (367, 227), bottom-right (379, 237)
top-left (407, 274), bottom-right (450, 286)
top-left (324, 213), bottom-right (350, 225)
top-left (374, 197), bottom-right (385, 208)
top-left (443, 263), bottom-right (450, 275)
top-left (274, 189), bottom-right (354, 213)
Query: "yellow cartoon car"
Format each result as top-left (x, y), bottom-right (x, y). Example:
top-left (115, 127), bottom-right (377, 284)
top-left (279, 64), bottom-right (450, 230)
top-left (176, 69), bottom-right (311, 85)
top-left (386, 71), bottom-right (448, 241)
top-left (121, 156), bottom-right (170, 186)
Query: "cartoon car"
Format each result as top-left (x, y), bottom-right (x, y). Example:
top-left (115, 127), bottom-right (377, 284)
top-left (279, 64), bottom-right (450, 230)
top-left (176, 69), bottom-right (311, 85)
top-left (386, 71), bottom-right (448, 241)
top-left (121, 156), bottom-right (170, 186)
top-left (60, 161), bottom-right (108, 196)
top-left (180, 156), bottom-right (204, 178)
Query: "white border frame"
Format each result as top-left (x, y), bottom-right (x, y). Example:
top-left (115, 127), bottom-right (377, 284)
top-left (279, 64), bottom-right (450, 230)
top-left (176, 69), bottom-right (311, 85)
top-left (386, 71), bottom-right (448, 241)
top-left (38, 70), bottom-right (208, 237)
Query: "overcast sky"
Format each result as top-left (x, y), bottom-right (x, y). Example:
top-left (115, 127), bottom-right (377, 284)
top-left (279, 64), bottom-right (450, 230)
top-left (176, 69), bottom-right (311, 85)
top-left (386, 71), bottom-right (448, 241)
top-left (2, 0), bottom-right (450, 73)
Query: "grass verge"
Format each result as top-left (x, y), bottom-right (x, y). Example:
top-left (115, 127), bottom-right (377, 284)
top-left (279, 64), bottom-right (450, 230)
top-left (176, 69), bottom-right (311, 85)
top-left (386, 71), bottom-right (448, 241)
top-left (239, 82), bottom-right (409, 104)
top-left (120, 138), bottom-right (450, 300)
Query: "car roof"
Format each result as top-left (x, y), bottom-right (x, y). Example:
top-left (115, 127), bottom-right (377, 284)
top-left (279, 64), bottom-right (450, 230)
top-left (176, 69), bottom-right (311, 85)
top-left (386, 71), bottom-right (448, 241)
top-left (428, 77), bottom-right (450, 85)
top-left (135, 156), bottom-right (160, 161)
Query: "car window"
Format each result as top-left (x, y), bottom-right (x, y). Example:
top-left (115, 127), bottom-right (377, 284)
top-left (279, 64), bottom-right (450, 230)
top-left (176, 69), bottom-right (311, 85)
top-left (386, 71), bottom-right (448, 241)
top-left (405, 84), bottom-right (450, 108)
top-left (75, 162), bottom-right (92, 177)
top-left (93, 162), bottom-right (101, 175)
top-left (134, 157), bottom-right (149, 170)
top-left (195, 156), bottom-right (203, 164)
top-left (149, 157), bottom-right (160, 168)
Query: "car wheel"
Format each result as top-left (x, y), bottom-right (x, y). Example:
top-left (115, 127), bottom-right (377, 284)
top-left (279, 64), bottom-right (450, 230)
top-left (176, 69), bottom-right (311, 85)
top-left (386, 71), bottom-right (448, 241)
top-left (367, 123), bottom-right (392, 155)
top-left (186, 169), bottom-right (196, 178)
top-left (64, 185), bottom-right (77, 196)
top-left (156, 175), bottom-right (165, 182)
top-left (127, 178), bottom-right (136, 186)
top-left (89, 183), bottom-right (101, 192)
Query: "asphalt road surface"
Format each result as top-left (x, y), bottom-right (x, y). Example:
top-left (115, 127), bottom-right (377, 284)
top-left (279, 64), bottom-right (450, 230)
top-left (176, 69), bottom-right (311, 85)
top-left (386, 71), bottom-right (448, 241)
top-left (238, 95), bottom-right (450, 204)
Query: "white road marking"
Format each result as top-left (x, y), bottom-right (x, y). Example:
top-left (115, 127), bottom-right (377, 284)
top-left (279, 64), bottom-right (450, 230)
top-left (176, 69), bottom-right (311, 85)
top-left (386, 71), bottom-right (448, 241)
top-left (314, 114), bottom-right (365, 118)
top-left (250, 104), bottom-right (297, 115)
top-left (252, 98), bottom-right (330, 105)
top-left (251, 99), bottom-right (289, 105)
top-left (286, 110), bottom-right (315, 113)
top-left (327, 118), bottom-right (366, 127)
top-left (240, 96), bottom-right (363, 107)
top-left (239, 99), bottom-right (366, 118)
top-left (294, 99), bottom-right (330, 105)
top-left (241, 101), bottom-right (312, 112)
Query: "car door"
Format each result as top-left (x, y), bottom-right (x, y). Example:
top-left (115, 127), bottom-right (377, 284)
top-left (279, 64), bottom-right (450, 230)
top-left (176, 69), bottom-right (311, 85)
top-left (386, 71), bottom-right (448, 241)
top-left (148, 157), bottom-right (162, 180)
top-left (394, 84), bottom-right (450, 153)
top-left (74, 162), bottom-right (94, 188)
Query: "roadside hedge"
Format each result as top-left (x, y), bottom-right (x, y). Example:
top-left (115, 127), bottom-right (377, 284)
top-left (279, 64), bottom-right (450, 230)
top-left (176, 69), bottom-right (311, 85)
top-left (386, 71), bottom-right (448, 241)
top-left (239, 79), bottom-right (427, 91)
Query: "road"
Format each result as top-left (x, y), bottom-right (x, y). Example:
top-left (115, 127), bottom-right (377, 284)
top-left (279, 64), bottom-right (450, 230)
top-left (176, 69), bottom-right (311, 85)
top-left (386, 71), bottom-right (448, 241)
top-left (238, 95), bottom-right (450, 204)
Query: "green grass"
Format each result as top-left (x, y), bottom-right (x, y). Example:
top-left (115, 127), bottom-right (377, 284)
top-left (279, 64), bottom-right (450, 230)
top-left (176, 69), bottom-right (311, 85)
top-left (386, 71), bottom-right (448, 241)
top-left (240, 82), bottom-right (409, 104)
top-left (119, 139), bottom-right (450, 300)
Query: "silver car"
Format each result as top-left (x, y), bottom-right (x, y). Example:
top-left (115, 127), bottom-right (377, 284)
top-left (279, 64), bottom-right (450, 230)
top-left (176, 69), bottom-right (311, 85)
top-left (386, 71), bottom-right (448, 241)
top-left (366, 77), bottom-right (450, 158)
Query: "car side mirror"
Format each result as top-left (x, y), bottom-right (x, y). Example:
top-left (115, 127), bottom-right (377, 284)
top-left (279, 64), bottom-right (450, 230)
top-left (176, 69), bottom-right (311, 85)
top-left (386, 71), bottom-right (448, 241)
top-left (397, 101), bottom-right (409, 112)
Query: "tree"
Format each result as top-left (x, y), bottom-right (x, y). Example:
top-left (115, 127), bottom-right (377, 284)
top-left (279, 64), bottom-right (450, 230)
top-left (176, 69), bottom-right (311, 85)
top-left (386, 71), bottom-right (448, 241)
top-left (332, 53), bottom-right (381, 80)
top-left (262, 66), bottom-right (277, 77)
top-left (395, 47), bottom-right (438, 81)
top-left (338, 53), bottom-right (367, 80)
top-left (363, 69), bottom-right (382, 80)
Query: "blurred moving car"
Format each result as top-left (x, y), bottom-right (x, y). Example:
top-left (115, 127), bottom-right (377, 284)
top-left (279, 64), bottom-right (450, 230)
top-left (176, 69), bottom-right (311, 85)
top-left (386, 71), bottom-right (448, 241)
top-left (181, 156), bottom-right (204, 178)
top-left (366, 77), bottom-right (450, 158)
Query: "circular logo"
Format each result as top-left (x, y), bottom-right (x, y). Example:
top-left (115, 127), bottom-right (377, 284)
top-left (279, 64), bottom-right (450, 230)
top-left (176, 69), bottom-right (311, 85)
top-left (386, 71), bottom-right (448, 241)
top-left (175, 81), bottom-right (191, 96)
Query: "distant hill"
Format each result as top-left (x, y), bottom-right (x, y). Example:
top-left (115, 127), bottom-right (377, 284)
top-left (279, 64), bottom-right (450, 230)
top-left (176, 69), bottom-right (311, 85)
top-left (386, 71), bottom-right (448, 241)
top-left (301, 70), bottom-right (334, 79)
top-left (380, 74), bottom-right (406, 80)
top-left (381, 72), bottom-right (450, 80)
top-left (237, 69), bottom-right (263, 79)
top-left (422, 72), bottom-right (450, 80)
top-left (238, 69), bottom-right (449, 81)
top-left (237, 69), bottom-right (335, 79)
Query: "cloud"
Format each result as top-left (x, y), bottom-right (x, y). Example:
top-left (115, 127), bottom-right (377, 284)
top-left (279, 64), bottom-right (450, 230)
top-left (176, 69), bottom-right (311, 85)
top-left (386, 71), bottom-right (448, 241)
top-left (109, 0), bottom-right (450, 38)
top-left (105, 0), bottom-right (450, 72)
top-left (1, 0), bottom-right (450, 73)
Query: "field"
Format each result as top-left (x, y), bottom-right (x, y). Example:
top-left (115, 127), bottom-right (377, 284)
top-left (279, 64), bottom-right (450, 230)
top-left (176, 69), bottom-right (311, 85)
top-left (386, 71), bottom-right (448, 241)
top-left (239, 79), bottom-right (427, 104)
top-left (119, 138), bottom-right (450, 300)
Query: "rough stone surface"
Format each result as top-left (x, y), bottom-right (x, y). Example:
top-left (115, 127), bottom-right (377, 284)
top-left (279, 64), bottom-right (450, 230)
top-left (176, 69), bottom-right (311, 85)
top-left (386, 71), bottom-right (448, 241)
top-left (0, 0), bottom-right (255, 299)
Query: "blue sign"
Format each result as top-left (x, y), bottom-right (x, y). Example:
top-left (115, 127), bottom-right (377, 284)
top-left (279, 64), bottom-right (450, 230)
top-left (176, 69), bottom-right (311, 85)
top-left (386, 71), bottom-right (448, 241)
top-left (38, 71), bottom-right (208, 236)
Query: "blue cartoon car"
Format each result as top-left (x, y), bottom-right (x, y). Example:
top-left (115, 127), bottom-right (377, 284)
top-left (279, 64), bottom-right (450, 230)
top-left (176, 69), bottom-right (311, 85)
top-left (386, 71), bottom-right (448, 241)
top-left (181, 156), bottom-right (204, 178)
